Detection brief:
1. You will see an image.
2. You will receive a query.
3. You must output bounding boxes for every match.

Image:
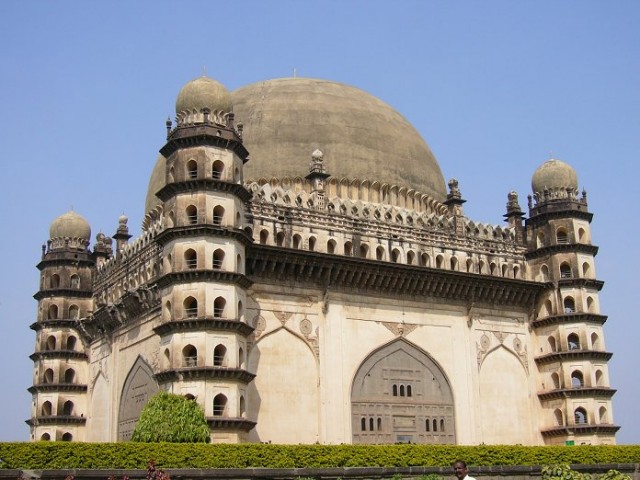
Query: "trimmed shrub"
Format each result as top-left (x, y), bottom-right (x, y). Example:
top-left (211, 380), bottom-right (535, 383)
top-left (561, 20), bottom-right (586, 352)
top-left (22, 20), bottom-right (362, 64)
top-left (131, 392), bottom-right (209, 443)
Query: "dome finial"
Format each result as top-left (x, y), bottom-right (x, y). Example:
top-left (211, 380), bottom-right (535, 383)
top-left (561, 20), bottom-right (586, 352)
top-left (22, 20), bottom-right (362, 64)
top-left (202, 65), bottom-right (207, 77)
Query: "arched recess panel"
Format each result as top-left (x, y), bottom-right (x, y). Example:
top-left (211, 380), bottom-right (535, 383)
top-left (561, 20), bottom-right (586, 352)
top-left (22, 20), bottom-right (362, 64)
top-left (117, 355), bottom-right (158, 441)
top-left (351, 338), bottom-right (455, 445)
top-left (87, 372), bottom-right (109, 442)
top-left (478, 347), bottom-right (535, 445)
top-left (247, 328), bottom-right (319, 444)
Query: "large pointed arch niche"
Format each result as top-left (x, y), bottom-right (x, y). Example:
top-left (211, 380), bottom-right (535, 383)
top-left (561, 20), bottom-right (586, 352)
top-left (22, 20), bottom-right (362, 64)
top-left (117, 355), bottom-right (158, 441)
top-left (351, 338), bottom-right (455, 444)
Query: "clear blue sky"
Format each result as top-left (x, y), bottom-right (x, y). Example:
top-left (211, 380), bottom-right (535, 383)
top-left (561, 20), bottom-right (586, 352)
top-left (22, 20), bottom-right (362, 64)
top-left (1, 1), bottom-right (638, 444)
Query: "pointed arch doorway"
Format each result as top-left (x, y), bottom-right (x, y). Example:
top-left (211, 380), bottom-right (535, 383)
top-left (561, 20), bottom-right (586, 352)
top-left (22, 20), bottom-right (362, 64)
top-left (351, 338), bottom-right (455, 444)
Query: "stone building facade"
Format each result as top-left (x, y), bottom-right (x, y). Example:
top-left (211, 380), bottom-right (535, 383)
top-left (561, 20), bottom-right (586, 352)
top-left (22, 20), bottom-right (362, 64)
top-left (27, 75), bottom-right (619, 445)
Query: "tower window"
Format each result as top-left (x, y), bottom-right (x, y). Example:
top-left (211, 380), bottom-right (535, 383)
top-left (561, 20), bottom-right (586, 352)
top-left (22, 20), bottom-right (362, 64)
top-left (213, 394), bottom-right (227, 416)
top-left (182, 344), bottom-right (197, 367)
top-left (212, 160), bottom-right (224, 180)
top-left (560, 262), bottom-right (572, 279)
top-left (556, 229), bottom-right (569, 244)
top-left (186, 205), bottom-right (198, 225)
top-left (187, 160), bottom-right (198, 179)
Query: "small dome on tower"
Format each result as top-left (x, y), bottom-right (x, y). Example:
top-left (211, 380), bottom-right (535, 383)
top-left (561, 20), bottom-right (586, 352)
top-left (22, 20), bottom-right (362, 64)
top-left (531, 158), bottom-right (578, 194)
top-left (175, 76), bottom-right (232, 115)
top-left (49, 211), bottom-right (91, 240)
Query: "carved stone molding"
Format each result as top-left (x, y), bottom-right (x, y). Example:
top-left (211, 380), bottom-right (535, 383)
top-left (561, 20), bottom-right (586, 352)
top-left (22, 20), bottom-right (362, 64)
top-left (380, 321), bottom-right (418, 337)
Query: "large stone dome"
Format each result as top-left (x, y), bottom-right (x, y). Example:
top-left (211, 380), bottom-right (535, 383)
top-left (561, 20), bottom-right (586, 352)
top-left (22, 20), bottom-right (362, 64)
top-left (531, 158), bottom-right (578, 194)
top-left (231, 78), bottom-right (446, 200)
top-left (49, 211), bottom-right (91, 240)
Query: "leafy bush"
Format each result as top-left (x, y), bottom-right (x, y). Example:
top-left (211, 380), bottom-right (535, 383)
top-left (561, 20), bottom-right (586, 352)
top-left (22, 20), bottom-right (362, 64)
top-left (0, 444), bottom-right (638, 470)
top-left (131, 392), bottom-right (210, 443)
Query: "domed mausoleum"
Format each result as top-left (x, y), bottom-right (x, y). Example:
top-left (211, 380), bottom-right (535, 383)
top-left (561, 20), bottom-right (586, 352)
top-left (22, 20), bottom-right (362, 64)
top-left (29, 75), bottom-right (618, 446)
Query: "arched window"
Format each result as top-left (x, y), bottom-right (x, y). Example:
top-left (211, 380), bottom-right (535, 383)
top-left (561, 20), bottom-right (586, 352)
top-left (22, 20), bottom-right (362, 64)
top-left (591, 332), bottom-right (600, 350)
top-left (46, 335), bottom-right (56, 351)
top-left (164, 348), bottom-right (171, 368)
top-left (344, 241), bottom-right (353, 256)
top-left (41, 401), bottom-right (52, 416)
top-left (376, 246), bottom-right (385, 261)
top-left (213, 394), bottom-right (227, 416)
top-left (276, 231), bottom-right (285, 247)
top-left (560, 262), bottom-right (572, 279)
top-left (361, 417), bottom-right (366, 431)
top-left (407, 251), bottom-right (416, 265)
top-left (239, 396), bottom-right (246, 418)
top-left (489, 262), bottom-right (497, 275)
top-left (212, 160), bottom-right (224, 179)
top-left (554, 409), bottom-right (564, 426)
top-left (564, 297), bottom-right (576, 313)
top-left (260, 230), bottom-right (269, 245)
top-left (377, 417), bottom-right (382, 431)
top-left (213, 249), bottom-right (224, 270)
top-left (164, 300), bottom-right (172, 320)
top-left (213, 296), bottom-right (226, 318)
top-left (449, 257), bottom-right (458, 271)
top-left (466, 258), bottom-right (473, 273)
top-left (399, 385), bottom-right (405, 396)
top-left (574, 407), bottom-right (587, 424)
top-left (587, 296), bottom-right (595, 312)
top-left (308, 236), bottom-right (316, 251)
top-left (541, 265), bottom-right (550, 282)
top-left (568, 333), bottom-right (580, 350)
top-left (578, 228), bottom-right (586, 242)
top-left (213, 205), bottom-right (225, 226)
top-left (513, 265), bottom-right (520, 279)
top-left (61, 432), bottom-right (73, 442)
top-left (407, 385), bottom-right (412, 397)
top-left (184, 394), bottom-right (196, 401)
top-left (421, 253), bottom-right (431, 267)
top-left (40, 433), bottom-right (51, 441)
top-left (392, 384), bottom-right (398, 396)
top-left (66, 336), bottom-right (77, 351)
top-left (186, 205), bottom-right (198, 225)
top-left (556, 229), bottom-right (569, 244)
top-left (64, 368), bottom-right (75, 383)
top-left (327, 239), bottom-right (336, 254)
top-left (582, 262), bottom-right (591, 278)
top-left (432, 419), bottom-right (438, 432)
top-left (292, 234), bottom-right (301, 249)
top-left (213, 344), bottom-right (226, 367)
top-left (548, 336), bottom-right (557, 353)
top-left (436, 255), bottom-right (444, 269)
top-left (70, 274), bottom-right (80, 289)
top-left (62, 400), bottom-right (74, 416)
top-left (551, 372), bottom-right (561, 389)
top-left (599, 406), bottom-right (608, 424)
top-left (425, 418), bottom-right (430, 432)
top-left (595, 369), bottom-right (604, 386)
top-left (359, 244), bottom-right (369, 258)
top-left (50, 274), bottom-right (60, 289)
top-left (183, 297), bottom-right (198, 318)
top-left (501, 263), bottom-right (508, 277)
top-left (48, 304), bottom-right (59, 320)
top-left (43, 368), bottom-right (54, 384)
top-left (537, 232), bottom-right (546, 249)
top-left (571, 370), bottom-right (584, 388)
top-left (237, 300), bottom-right (244, 321)
top-left (391, 249), bottom-right (401, 263)
top-left (239, 347), bottom-right (245, 369)
top-left (440, 419), bottom-right (445, 432)
top-left (186, 159), bottom-right (198, 179)
top-left (182, 344), bottom-right (197, 367)
top-left (184, 249), bottom-right (197, 269)
top-left (478, 260), bottom-right (485, 274)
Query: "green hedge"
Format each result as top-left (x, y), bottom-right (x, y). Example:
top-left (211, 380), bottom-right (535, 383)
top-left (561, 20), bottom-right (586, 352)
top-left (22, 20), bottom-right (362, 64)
top-left (0, 443), bottom-right (638, 470)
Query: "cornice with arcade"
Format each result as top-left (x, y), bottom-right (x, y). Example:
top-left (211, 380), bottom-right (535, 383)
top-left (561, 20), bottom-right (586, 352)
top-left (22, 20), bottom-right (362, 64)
top-left (247, 245), bottom-right (544, 308)
top-left (531, 312), bottom-right (607, 329)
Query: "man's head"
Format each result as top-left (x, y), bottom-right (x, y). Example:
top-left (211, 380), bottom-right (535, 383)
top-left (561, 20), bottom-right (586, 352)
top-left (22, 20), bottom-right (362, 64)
top-left (453, 460), bottom-right (468, 480)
